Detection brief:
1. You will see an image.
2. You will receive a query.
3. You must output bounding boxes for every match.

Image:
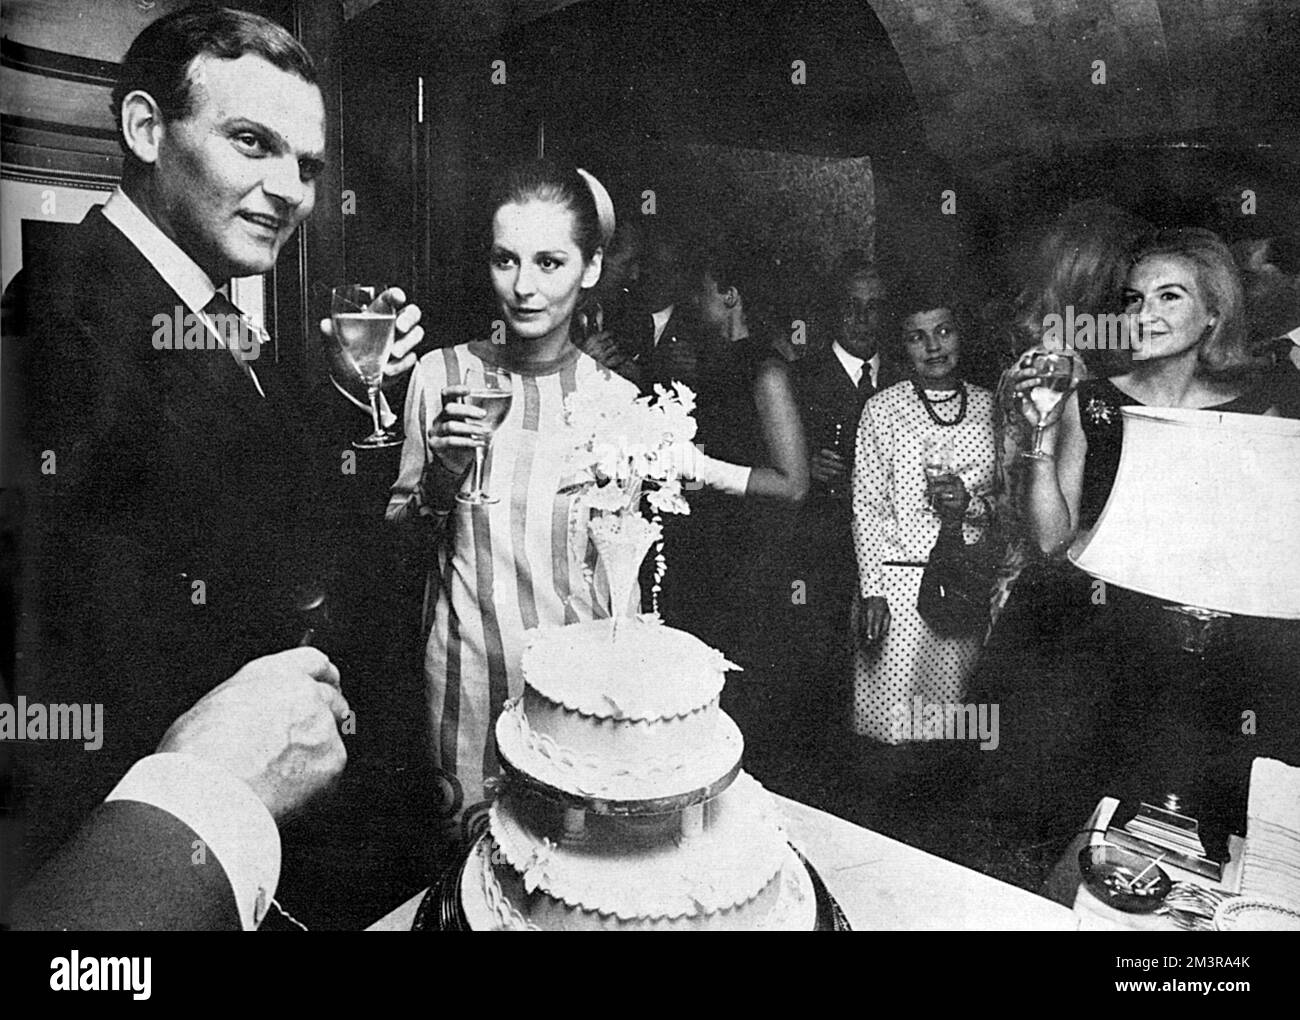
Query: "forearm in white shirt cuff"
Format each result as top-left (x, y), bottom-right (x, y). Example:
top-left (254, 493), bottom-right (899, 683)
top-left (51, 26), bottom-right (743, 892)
top-left (106, 752), bottom-right (280, 931)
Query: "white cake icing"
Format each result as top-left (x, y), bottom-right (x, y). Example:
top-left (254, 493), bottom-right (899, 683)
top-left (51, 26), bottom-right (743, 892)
top-left (464, 614), bottom-right (817, 930)
top-left (461, 835), bottom-right (817, 932)
top-left (487, 772), bottom-right (788, 924)
top-left (495, 696), bottom-right (744, 801)
top-left (497, 615), bottom-right (745, 802)
top-left (521, 616), bottom-right (738, 721)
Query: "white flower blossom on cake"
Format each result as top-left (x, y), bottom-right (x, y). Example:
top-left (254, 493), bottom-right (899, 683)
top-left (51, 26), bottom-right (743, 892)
top-left (563, 382), bottom-right (697, 518)
top-left (561, 383), bottom-right (698, 623)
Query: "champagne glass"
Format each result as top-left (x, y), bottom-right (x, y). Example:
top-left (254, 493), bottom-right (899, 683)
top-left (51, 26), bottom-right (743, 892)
top-left (457, 365), bottom-right (514, 505)
top-left (332, 284), bottom-right (401, 449)
top-left (923, 437), bottom-right (958, 514)
top-left (1021, 350), bottom-right (1081, 460)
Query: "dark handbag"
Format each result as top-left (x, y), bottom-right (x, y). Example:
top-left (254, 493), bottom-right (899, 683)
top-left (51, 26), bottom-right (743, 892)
top-left (917, 519), bottom-right (999, 636)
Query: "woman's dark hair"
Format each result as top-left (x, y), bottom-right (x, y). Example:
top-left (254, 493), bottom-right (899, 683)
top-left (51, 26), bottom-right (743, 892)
top-left (112, 5), bottom-right (316, 157)
top-left (484, 160), bottom-right (608, 262)
top-left (883, 278), bottom-right (967, 359)
top-left (697, 236), bottom-right (785, 328)
top-left (1128, 227), bottom-right (1254, 376)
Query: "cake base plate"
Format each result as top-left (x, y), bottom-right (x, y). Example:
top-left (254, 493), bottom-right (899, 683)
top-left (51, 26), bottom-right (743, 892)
top-left (413, 837), bottom-right (850, 931)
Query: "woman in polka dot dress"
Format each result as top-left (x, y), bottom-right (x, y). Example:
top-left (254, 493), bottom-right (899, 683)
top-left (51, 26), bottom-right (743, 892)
top-left (849, 288), bottom-right (998, 743)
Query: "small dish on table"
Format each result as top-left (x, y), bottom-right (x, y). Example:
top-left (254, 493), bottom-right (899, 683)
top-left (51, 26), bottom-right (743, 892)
top-left (1078, 845), bottom-right (1172, 914)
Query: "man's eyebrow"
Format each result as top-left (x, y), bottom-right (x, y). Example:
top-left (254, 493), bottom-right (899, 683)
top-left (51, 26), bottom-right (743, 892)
top-left (223, 117), bottom-right (326, 162)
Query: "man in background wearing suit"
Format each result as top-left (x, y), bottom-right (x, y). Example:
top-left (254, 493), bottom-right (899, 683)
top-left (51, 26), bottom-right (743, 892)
top-left (1, 6), bottom-right (421, 915)
top-left (788, 257), bottom-right (903, 754)
top-left (1235, 230), bottom-right (1300, 418)
top-left (612, 225), bottom-right (700, 391)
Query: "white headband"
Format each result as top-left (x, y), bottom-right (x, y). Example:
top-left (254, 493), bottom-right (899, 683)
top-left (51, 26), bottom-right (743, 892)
top-left (576, 167), bottom-right (616, 249)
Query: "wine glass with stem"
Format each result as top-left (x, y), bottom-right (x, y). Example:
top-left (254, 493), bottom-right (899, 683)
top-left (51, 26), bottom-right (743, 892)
top-left (1021, 349), bottom-right (1082, 460)
top-left (922, 438), bottom-right (959, 515)
top-left (331, 284), bottom-right (402, 449)
top-left (457, 365), bottom-right (514, 505)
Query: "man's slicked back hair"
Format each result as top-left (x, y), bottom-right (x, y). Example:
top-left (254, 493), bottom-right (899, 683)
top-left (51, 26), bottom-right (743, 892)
top-left (111, 4), bottom-right (316, 155)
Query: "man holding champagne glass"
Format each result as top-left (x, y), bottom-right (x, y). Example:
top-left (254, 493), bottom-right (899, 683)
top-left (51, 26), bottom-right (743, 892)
top-left (2, 6), bottom-right (424, 913)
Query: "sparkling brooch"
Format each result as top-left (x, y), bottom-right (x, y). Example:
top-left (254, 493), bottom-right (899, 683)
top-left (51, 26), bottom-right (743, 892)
top-left (1084, 397), bottom-right (1116, 426)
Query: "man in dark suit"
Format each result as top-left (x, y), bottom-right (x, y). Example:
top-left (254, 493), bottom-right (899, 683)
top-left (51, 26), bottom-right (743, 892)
top-left (1, 7), bottom-right (422, 899)
top-left (12, 647), bottom-right (348, 930)
top-left (788, 261), bottom-right (903, 747)
top-left (600, 225), bottom-right (699, 390)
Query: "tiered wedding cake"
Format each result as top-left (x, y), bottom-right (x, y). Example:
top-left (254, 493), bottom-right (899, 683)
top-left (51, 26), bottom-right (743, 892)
top-left (457, 615), bottom-right (817, 931)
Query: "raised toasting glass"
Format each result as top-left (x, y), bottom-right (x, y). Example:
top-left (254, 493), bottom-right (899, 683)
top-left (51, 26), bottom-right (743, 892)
top-left (457, 365), bottom-right (514, 505)
top-left (332, 284), bottom-right (401, 449)
top-left (1021, 349), bottom-right (1082, 460)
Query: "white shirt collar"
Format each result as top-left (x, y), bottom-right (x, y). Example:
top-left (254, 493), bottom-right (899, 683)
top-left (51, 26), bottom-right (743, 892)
top-left (102, 188), bottom-right (264, 398)
top-left (832, 341), bottom-right (879, 389)
top-left (651, 304), bottom-right (675, 345)
top-left (101, 188), bottom-right (217, 316)
top-left (1286, 326), bottom-right (1300, 371)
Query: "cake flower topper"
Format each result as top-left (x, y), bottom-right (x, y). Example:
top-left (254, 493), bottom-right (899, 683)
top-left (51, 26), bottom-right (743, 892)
top-left (562, 382), bottom-right (697, 517)
top-left (561, 383), bottom-right (698, 627)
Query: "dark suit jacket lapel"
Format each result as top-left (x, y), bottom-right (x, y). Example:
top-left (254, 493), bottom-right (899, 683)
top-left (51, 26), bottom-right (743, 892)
top-left (78, 208), bottom-right (263, 412)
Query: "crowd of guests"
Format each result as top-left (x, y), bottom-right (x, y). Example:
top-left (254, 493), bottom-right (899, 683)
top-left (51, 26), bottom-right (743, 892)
top-left (556, 192), bottom-right (1300, 859)
top-left (5, 4), bottom-right (1300, 930)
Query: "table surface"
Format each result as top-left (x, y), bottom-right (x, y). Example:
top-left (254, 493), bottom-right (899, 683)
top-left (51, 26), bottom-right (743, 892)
top-left (367, 794), bottom-right (1078, 931)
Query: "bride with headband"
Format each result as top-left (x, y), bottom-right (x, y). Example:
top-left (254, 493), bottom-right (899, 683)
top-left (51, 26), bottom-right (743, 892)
top-left (387, 161), bottom-right (754, 842)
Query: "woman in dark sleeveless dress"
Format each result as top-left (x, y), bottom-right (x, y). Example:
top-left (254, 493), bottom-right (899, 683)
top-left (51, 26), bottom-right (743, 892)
top-left (655, 241), bottom-right (808, 675)
top-left (1004, 228), bottom-right (1277, 843)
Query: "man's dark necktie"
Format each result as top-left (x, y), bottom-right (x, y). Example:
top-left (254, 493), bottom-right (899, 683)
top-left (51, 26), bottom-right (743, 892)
top-left (203, 291), bottom-right (264, 392)
top-left (855, 367), bottom-right (875, 410)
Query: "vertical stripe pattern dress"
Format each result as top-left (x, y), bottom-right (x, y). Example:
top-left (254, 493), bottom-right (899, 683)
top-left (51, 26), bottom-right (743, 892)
top-left (388, 341), bottom-right (638, 842)
top-left (849, 380), bottom-right (998, 743)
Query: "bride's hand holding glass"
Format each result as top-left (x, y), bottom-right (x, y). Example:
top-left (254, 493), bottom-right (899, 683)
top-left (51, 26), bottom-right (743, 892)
top-left (429, 367), bottom-right (513, 504)
top-left (428, 384), bottom-right (489, 480)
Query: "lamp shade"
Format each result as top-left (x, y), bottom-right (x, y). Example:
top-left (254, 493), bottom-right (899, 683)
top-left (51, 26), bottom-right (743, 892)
top-left (1068, 407), bottom-right (1300, 619)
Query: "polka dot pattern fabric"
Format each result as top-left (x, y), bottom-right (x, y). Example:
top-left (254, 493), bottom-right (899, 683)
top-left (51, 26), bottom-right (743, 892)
top-left (849, 381), bottom-right (998, 742)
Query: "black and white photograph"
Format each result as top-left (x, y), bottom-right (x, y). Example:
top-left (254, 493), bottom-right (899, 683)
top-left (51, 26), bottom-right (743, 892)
top-left (1, 0), bottom-right (1298, 969)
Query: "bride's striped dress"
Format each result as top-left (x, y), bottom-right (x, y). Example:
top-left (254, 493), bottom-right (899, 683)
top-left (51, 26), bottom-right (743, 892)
top-left (387, 340), bottom-right (638, 842)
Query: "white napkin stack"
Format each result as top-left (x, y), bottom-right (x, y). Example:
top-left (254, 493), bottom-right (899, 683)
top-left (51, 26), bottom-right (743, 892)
top-left (1241, 757), bottom-right (1300, 909)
